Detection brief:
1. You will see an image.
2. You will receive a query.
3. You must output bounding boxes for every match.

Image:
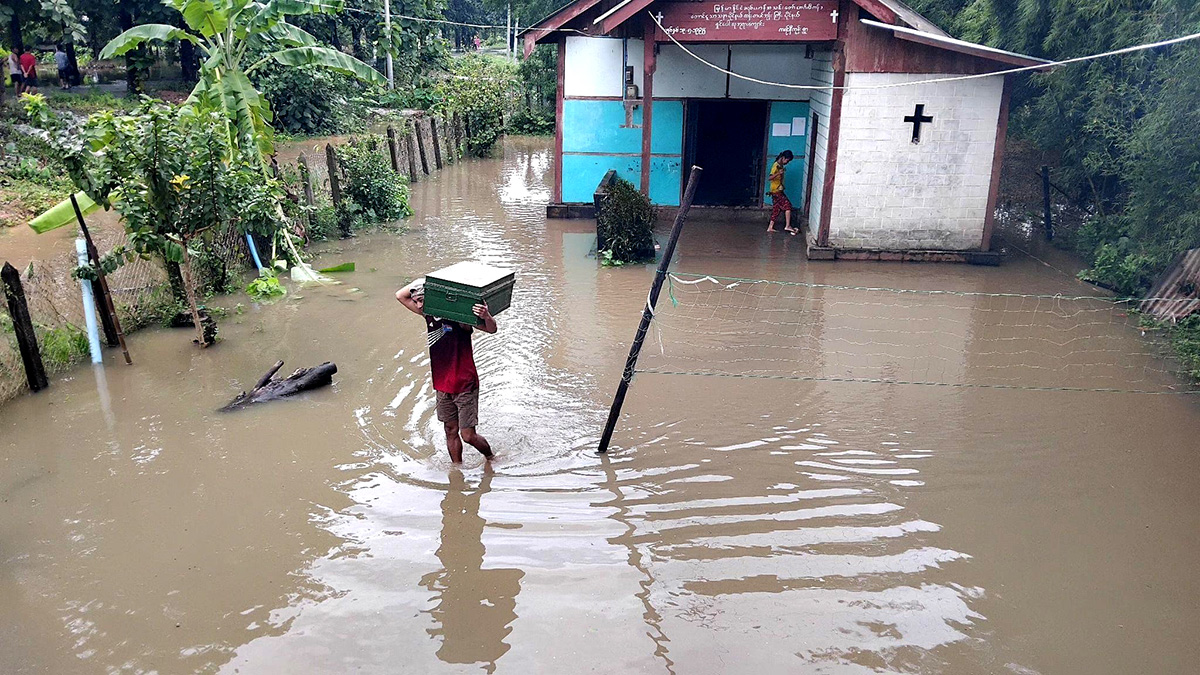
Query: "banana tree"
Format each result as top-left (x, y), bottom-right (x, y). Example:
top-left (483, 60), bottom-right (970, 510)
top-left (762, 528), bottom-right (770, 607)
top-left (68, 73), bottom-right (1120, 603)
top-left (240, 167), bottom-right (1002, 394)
top-left (100, 0), bottom-right (384, 267)
top-left (100, 0), bottom-right (385, 163)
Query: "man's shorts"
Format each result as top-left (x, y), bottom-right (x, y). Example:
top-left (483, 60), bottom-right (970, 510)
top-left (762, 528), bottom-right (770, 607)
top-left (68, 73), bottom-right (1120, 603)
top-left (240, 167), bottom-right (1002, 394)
top-left (435, 386), bottom-right (479, 428)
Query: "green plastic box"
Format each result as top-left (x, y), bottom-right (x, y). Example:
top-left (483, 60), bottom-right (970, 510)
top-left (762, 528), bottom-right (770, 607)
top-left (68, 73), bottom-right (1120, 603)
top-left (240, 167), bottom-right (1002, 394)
top-left (423, 261), bottom-right (516, 325)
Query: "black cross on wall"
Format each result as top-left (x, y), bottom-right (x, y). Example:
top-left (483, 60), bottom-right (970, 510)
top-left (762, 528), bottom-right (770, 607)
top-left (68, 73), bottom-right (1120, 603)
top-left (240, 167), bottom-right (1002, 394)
top-left (904, 104), bottom-right (933, 143)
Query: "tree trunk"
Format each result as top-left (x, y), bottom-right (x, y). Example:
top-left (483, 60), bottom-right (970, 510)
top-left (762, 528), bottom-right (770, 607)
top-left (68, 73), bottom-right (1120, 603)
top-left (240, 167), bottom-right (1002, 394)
top-left (65, 39), bottom-right (81, 87)
top-left (221, 361), bottom-right (338, 411)
top-left (9, 10), bottom-right (23, 52)
top-left (178, 238), bottom-right (210, 348)
top-left (119, 0), bottom-right (144, 94)
top-left (179, 32), bottom-right (200, 83)
top-left (166, 260), bottom-right (187, 304)
top-left (350, 23), bottom-right (363, 60)
top-left (327, 17), bottom-right (341, 49)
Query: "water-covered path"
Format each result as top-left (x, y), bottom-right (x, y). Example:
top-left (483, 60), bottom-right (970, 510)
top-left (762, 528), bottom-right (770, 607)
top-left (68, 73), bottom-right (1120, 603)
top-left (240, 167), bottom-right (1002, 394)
top-left (3, 137), bottom-right (1199, 674)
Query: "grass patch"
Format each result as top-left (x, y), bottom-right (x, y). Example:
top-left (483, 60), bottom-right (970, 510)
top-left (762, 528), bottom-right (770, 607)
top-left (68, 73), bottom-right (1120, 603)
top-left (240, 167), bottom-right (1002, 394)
top-left (43, 89), bottom-right (132, 116)
top-left (38, 324), bottom-right (90, 369)
top-left (1, 119), bottom-right (73, 227)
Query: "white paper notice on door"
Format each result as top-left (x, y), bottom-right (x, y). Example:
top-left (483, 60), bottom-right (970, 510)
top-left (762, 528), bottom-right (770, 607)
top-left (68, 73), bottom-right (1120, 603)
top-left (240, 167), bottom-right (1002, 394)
top-left (791, 117), bottom-right (806, 136)
top-left (771, 123), bottom-right (792, 137)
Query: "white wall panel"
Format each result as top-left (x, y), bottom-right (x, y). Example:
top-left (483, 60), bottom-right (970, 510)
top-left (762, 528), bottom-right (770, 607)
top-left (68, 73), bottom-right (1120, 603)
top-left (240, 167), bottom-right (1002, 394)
top-left (729, 45), bottom-right (815, 100)
top-left (564, 36), bottom-right (625, 97)
top-left (654, 44), bottom-right (729, 98)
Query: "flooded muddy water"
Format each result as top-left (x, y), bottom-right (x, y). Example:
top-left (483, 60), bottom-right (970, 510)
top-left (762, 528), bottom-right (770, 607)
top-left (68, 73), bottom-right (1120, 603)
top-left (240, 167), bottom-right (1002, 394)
top-left (3, 137), bottom-right (1200, 674)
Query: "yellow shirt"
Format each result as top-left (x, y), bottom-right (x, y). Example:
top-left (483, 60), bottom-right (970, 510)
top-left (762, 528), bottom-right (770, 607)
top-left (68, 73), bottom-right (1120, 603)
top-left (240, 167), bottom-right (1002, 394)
top-left (769, 161), bottom-right (785, 193)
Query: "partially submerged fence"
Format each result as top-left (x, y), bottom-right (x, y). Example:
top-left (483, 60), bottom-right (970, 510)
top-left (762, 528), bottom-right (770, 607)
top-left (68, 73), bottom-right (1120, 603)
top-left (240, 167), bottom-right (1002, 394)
top-left (0, 111), bottom-right (465, 404)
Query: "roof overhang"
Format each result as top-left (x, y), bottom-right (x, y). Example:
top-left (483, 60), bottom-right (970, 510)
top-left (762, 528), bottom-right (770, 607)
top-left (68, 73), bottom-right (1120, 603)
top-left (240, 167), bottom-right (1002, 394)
top-left (860, 18), bottom-right (1055, 70)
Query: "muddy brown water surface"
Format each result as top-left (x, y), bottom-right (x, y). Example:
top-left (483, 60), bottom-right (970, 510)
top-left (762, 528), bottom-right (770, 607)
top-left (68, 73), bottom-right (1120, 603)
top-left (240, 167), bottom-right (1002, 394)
top-left (3, 137), bottom-right (1200, 674)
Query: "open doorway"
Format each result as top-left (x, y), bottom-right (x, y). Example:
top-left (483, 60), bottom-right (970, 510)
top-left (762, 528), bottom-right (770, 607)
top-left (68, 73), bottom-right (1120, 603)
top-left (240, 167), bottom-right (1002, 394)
top-left (684, 100), bottom-right (769, 206)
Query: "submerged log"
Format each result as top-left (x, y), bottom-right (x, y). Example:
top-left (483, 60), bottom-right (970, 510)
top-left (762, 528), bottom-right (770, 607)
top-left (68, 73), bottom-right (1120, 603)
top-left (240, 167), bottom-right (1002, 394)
top-left (221, 360), bottom-right (337, 411)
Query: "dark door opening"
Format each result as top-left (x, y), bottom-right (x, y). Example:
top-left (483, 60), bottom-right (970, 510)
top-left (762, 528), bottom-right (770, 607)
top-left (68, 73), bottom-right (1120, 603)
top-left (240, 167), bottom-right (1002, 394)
top-left (684, 99), bottom-right (769, 206)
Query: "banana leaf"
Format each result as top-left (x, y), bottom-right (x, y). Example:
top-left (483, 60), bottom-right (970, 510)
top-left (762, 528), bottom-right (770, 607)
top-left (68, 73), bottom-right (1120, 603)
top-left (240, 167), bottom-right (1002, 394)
top-left (318, 262), bottom-right (356, 273)
top-left (29, 192), bottom-right (100, 234)
top-left (100, 24), bottom-right (198, 59)
top-left (270, 47), bottom-right (385, 86)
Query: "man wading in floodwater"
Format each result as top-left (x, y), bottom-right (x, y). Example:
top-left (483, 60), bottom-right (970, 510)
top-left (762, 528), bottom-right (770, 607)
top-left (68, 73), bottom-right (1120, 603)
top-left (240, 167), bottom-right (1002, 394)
top-left (396, 280), bottom-right (497, 463)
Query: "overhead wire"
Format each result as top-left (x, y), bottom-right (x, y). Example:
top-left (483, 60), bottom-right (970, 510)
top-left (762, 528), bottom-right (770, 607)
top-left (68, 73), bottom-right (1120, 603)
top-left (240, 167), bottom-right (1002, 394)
top-left (295, 0), bottom-right (589, 34)
top-left (290, 1), bottom-right (1200, 92)
top-left (647, 11), bottom-right (1200, 91)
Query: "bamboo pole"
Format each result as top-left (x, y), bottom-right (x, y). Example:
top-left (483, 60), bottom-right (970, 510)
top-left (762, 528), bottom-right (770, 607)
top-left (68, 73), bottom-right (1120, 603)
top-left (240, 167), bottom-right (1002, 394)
top-left (597, 165), bottom-right (703, 454)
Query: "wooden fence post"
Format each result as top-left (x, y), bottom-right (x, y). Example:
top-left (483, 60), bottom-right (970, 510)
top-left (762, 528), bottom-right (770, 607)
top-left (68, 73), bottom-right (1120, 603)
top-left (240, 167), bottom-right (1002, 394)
top-left (452, 112), bottom-right (463, 159)
top-left (463, 114), bottom-right (472, 158)
top-left (439, 116), bottom-right (452, 164)
top-left (326, 144), bottom-right (349, 237)
top-left (430, 117), bottom-right (444, 170)
top-left (386, 126), bottom-right (401, 173)
top-left (414, 118), bottom-right (430, 175)
top-left (2, 262), bottom-right (49, 392)
top-left (405, 120), bottom-right (420, 182)
top-left (298, 153), bottom-right (316, 233)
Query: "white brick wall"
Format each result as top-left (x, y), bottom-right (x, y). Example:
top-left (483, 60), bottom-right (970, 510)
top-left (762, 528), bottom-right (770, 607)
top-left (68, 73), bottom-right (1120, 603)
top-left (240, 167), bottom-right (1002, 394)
top-left (806, 49), bottom-right (834, 235)
top-left (828, 72), bottom-right (1002, 251)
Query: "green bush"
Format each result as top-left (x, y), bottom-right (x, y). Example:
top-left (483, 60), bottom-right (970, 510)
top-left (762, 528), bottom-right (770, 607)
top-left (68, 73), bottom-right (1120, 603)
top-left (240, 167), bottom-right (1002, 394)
top-left (254, 63), bottom-right (357, 135)
top-left (597, 178), bottom-right (656, 265)
top-left (246, 270), bottom-right (286, 301)
top-left (309, 202), bottom-right (339, 241)
top-left (338, 138), bottom-right (412, 222)
top-left (438, 54), bottom-right (518, 157)
top-left (506, 108), bottom-right (554, 136)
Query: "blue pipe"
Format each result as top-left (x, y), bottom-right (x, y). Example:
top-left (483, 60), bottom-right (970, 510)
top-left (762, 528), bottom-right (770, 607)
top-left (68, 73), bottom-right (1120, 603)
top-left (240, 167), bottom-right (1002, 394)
top-left (76, 239), bottom-right (103, 364)
top-left (245, 233), bottom-right (264, 272)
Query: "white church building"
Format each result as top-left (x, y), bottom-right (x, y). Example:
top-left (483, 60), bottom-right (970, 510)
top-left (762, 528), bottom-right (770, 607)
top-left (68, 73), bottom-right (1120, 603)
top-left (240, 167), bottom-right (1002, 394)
top-left (524, 0), bottom-right (1052, 262)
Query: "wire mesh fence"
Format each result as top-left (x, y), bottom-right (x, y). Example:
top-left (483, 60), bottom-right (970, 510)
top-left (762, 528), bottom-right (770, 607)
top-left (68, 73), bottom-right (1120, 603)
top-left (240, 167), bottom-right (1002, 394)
top-left (0, 225), bottom-right (248, 403)
top-left (638, 273), bottom-right (1200, 395)
top-left (1, 114), bottom-right (463, 404)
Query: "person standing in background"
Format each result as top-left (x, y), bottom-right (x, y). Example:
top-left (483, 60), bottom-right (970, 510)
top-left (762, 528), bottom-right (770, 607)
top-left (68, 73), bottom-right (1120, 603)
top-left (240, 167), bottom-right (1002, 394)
top-left (54, 45), bottom-right (71, 90)
top-left (8, 49), bottom-right (25, 96)
top-left (19, 48), bottom-right (38, 95)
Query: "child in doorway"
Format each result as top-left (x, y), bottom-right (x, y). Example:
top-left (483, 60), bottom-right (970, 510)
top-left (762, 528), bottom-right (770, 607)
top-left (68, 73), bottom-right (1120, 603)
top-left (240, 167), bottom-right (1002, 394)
top-left (396, 279), bottom-right (497, 464)
top-left (767, 150), bottom-right (797, 235)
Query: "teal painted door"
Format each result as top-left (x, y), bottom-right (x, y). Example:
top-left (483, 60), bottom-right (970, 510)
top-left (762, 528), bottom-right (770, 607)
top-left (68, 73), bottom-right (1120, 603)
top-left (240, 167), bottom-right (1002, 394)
top-left (764, 101), bottom-right (810, 209)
